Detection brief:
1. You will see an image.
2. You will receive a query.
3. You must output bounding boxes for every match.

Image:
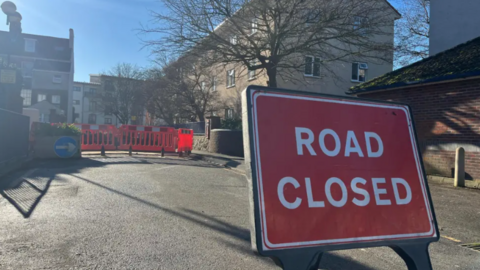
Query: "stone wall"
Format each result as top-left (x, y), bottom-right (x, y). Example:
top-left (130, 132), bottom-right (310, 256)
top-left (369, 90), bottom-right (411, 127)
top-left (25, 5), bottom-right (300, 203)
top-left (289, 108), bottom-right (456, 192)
top-left (193, 135), bottom-right (209, 151)
top-left (209, 129), bottom-right (243, 157)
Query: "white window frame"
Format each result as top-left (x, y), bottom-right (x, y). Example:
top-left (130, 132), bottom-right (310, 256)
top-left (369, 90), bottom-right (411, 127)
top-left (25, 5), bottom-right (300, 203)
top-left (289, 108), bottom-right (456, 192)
top-left (24, 39), bottom-right (36, 53)
top-left (51, 95), bottom-right (61, 104)
top-left (230, 35), bottom-right (237, 45)
top-left (37, 94), bottom-right (47, 102)
top-left (212, 76), bottom-right (217, 92)
top-left (248, 60), bottom-right (256, 80)
top-left (354, 16), bottom-right (368, 35)
top-left (352, 62), bottom-right (368, 82)
top-left (105, 118), bottom-right (112, 124)
top-left (52, 74), bottom-right (62, 84)
top-left (250, 18), bottom-right (258, 35)
top-left (201, 81), bottom-right (206, 91)
top-left (226, 69), bottom-right (235, 88)
top-left (226, 108), bottom-right (234, 119)
top-left (21, 61), bottom-right (34, 77)
top-left (304, 55), bottom-right (321, 77)
top-left (21, 89), bottom-right (32, 106)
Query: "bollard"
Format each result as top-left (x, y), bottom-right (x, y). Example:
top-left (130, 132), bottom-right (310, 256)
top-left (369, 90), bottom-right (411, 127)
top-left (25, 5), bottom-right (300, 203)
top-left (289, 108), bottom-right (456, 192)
top-left (178, 151), bottom-right (183, 157)
top-left (129, 146), bottom-right (132, 156)
top-left (101, 145), bottom-right (105, 156)
top-left (161, 147), bottom-right (165, 157)
top-left (454, 147), bottom-right (465, 187)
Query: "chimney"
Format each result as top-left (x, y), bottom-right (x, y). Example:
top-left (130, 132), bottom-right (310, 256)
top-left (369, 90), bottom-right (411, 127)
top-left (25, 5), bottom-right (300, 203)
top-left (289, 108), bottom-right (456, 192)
top-left (1, 1), bottom-right (22, 33)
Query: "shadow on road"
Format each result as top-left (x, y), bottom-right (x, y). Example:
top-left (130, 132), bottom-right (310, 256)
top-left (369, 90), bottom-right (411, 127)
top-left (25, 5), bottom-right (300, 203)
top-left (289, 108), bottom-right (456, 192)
top-left (0, 155), bottom-right (218, 218)
top-left (67, 173), bottom-right (376, 270)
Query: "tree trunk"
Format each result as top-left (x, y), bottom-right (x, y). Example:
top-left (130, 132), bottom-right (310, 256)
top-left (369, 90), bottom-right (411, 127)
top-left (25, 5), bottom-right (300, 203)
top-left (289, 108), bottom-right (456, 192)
top-left (266, 67), bottom-right (277, 88)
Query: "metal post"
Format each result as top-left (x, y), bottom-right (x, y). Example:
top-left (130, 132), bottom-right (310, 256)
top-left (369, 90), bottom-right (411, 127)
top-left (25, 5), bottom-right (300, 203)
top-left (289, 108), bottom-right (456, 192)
top-left (454, 147), bottom-right (465, 187)
top-left (129, 146), bottom-right (132, 156)
top-left (101, 145), bottom-right (105, 156)
top-left (161, 147), bottom-right (164, 157)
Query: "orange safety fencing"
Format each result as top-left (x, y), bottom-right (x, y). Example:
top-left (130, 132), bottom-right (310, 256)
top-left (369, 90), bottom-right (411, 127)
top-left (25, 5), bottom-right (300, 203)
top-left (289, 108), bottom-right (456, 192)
top-left (70, 124), bottom-right (192, 153)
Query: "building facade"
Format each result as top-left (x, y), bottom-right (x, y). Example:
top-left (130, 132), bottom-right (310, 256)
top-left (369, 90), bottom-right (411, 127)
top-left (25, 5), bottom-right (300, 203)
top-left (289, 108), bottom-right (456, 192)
top-left (171, 0), bottom-right (399, 119)
top-left (429, 0), bottom-right (480, 56)
top-left (0, 28), bottom-right (75, 123)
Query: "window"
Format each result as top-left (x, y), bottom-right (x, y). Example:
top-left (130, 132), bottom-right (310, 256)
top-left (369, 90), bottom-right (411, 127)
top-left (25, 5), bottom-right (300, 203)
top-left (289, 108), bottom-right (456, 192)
top-left (105, 118), bottom-right (112, 124)
top-left (52, 74), bottom-right (62, 83)
top-left (54, 46), bottom-right (64, 51)
top-left (73, 86), bottom-right (81, 92)
top-left (89, 88), bottom-right (97, 94)
top-left (354, 16), bottom-right (368, 35)
top-left (352, 62), bottom-right (368, 82)
top-left (52, 95), bottom-right (61, 104)
top-left (88, 114), bottom-right (97, 124)
top-left (230, 35), bottom-right (237, 45)
top-left (226, 69), bottom-right (235, 87)
top-left (73, 100), bottom-right (80, 105)
top-left (225, 108), bottom-right (234, 119)
top-left (201, 81), bottom-right (206, 91)
top-left (212, 77), bottom-right (217, 92)
top-left (89, 101), bottom-right (97, 111)
top-left (24, 39), bottom-right (36, 52)
top-left (21, 61), bottom-right (34, 77)
top-left (37, 94), bottom-right (46, 102)
top-left (40, 113), bottom-right (50, 123)
top-left (250, 19), bottom-right (258, 35)
top-left (248, 60), bottom-right (257, 80)
top-left (304, 56), bottom-right (321, 77)
top-left (20, 89), bottom-right (32, 106)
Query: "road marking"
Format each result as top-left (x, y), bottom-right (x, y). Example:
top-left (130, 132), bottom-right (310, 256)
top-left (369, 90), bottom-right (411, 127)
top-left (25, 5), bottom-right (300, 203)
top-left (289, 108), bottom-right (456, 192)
top-left (441, 235), bottom-right (462, 243)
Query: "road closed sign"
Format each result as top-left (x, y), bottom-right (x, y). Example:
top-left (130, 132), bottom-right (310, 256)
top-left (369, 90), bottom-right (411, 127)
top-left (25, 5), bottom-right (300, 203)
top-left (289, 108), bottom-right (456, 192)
top-left (242, 86), bottom-right (439, 269)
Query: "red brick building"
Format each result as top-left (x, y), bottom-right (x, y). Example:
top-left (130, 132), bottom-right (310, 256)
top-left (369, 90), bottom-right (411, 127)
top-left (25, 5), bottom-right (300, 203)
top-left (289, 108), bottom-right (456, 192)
top-left (348, 37), bottom-right (480, 180)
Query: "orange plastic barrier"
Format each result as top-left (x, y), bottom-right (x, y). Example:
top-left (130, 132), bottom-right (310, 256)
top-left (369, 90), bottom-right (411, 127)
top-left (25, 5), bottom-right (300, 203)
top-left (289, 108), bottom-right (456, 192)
top-left (177, 129), bottom-right (193, 154)
top-left (75, 124), bottom-right (118, 151)
top-left (117, 125), bottom-right (177, 152)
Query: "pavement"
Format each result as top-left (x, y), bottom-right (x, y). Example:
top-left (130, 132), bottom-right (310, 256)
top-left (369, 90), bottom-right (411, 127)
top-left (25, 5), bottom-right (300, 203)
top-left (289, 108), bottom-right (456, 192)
top-left (0, 153), bottom-right (479, 269)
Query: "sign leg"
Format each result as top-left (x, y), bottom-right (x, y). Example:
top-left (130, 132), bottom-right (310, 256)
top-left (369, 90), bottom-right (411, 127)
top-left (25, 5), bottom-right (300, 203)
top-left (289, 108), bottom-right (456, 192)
top-left (391, 244), bottom-right (433, 270)
top-left (274, 251), bottom-right (322, 270)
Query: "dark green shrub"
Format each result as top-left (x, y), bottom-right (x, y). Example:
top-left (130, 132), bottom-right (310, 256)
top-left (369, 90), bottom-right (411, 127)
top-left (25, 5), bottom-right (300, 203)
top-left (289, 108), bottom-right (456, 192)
top-left (221, 118), bottom-right (242, 130)
top-left (34, 123), bottom-right (81, 137)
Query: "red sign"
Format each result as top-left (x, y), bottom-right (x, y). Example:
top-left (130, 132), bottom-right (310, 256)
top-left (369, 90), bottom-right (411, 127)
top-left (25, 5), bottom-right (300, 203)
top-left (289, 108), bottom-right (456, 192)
top-left (247, 89), bottom-right (437, 251)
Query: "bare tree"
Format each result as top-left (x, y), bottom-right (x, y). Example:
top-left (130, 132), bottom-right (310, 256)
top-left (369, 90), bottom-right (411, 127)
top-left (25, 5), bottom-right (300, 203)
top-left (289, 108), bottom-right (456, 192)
top-left (394, 0), bottom-right (430, 68)
top-left (101, 63), bottom-right (146, 125)
top-left (144, 58), bottom-right (220, 124)
top-left (141, 0), bottom-right (398, 87)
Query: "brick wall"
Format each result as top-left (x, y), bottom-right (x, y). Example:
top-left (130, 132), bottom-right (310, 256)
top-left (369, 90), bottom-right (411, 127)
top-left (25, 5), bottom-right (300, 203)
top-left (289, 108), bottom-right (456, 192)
top-left (358, 78), bottom-right (480, 180)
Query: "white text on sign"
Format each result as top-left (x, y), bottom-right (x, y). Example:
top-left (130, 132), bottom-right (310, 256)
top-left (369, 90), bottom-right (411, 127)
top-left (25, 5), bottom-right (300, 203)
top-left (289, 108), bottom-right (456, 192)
top-left (276, 128), bottom-right (411, 209)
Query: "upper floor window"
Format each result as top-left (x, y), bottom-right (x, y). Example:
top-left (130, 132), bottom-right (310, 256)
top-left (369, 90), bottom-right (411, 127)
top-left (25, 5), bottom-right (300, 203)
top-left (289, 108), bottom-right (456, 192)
top-left (225, 108), bottom-right (234, 119)
top-left (201, 81), bottom-right (206, 91)
top-left (226, 69), bottom-right (235, 87)
top-left (37, 94), bottom-right (46, 102)
top-left (73, 100), bottom-right (80, 105)
top-left (353, 16), bottom-right (368, 36)
top-left (105, 118), bottom-right (112, 124)
top-left (21, 61), bottom-right (34, 77)
top-left (250, 19), bottom-right (258, 35)
top-left (52, 74), bottom-right (62, 84)
top-left (24, 39), bottom-right (36, 53)
top-left (89, 101), bottom-right (97, 111)
top-left (248, 60), bottom-right (257, 80)
top-left (304, 56), bottom-right (321, 77)
top-left (73, 86), bottom-right (81, 92)
top-left (21, 89), bottom-right (32, 106)
top-left (88, 114), bottom-right (97, 124)
top-left (352, 62), bottom-right (368, 82)
top-left (230, 35), bottom-right (237, 45)
top-left (212, 76), bottom-right (217, 92)
top-left (89, 88), bottom-right (97, 94)
top-left (52, 95), bottom-right (61, 104)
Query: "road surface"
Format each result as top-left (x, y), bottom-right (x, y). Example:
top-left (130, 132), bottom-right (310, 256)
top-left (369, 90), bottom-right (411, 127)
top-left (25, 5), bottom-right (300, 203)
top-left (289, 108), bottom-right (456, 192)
top-left (0, 155), bottom-right (479, 269)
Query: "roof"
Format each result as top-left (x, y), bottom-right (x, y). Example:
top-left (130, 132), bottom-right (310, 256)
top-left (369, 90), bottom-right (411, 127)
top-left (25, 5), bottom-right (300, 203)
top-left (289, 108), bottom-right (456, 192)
top-left (0, 30), bottom-right (72, 61)
top-left (349, 36), bottom-right (480, 94)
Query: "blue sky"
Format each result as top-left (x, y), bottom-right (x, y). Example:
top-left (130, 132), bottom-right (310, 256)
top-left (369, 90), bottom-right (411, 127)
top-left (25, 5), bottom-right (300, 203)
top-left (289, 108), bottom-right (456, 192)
top-left (0, 0), bottom-right (401, 82)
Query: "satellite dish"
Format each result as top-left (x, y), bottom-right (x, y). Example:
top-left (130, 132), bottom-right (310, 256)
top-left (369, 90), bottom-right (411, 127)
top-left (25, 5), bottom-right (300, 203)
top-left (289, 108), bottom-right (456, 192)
top-left (1, 1), bottom-right (17, 15)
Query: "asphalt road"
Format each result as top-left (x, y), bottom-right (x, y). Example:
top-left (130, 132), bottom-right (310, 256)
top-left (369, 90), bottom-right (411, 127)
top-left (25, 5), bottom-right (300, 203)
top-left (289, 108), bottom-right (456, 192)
top-left (0, 155), bottom-right (479, 270)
